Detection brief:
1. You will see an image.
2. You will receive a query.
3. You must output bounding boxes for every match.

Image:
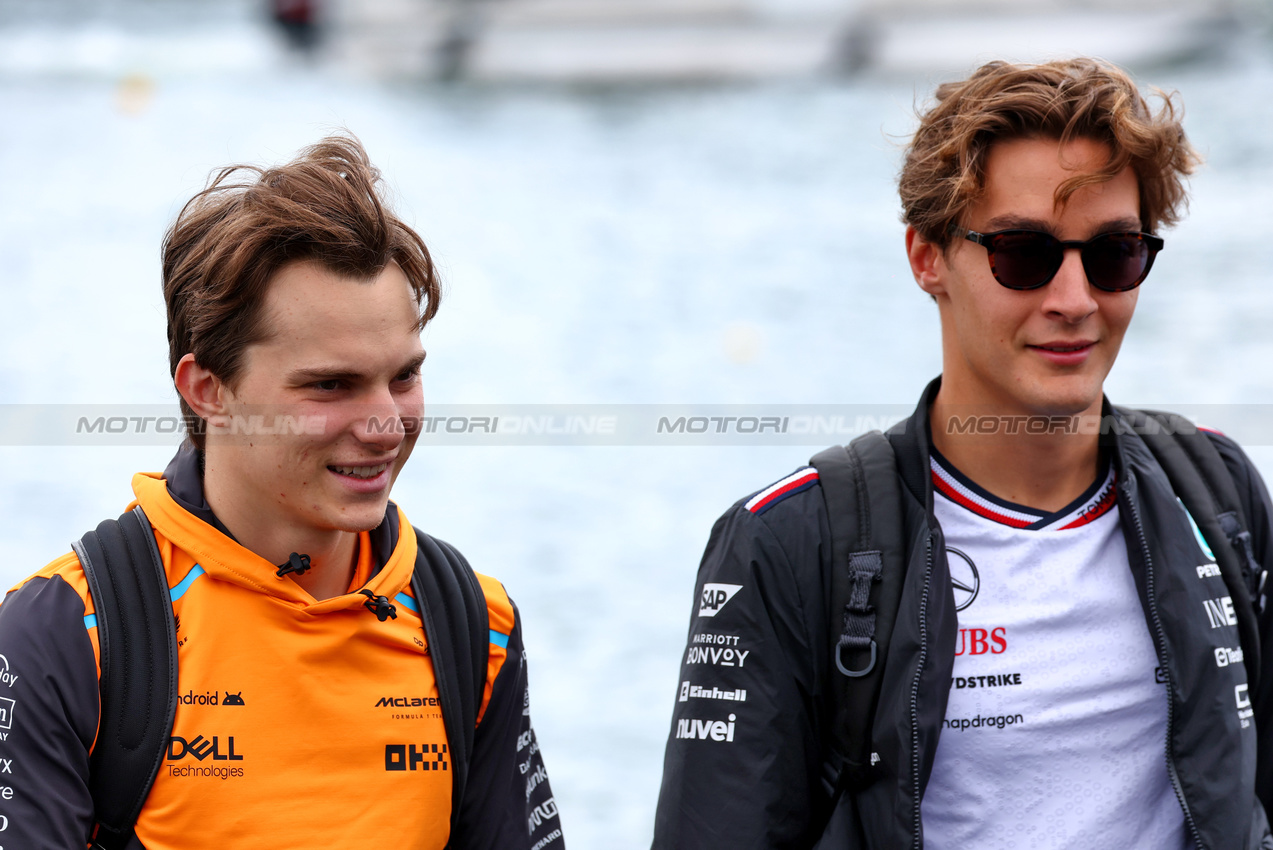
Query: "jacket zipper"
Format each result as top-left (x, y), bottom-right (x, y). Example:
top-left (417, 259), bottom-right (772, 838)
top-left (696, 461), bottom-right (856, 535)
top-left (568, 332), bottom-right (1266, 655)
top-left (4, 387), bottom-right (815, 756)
top-left (910, 534), bottom-right (934, 850)
top-left (1124, 489), bottom-right (1206, 850)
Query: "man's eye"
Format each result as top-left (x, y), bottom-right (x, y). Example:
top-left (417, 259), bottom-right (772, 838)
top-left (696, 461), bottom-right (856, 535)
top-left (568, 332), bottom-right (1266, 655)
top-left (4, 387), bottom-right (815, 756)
top-left (395, 369), bottom-right (420, 383)
top-left (312, 380), bottom-right (342, 391)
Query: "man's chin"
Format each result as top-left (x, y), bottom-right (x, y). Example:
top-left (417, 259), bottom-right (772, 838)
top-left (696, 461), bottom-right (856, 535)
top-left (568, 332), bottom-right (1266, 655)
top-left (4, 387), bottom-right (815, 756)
top-left (1022, 375), bottom-right (1106, 418)
top-left (323, 502), bottom-right (392, 534)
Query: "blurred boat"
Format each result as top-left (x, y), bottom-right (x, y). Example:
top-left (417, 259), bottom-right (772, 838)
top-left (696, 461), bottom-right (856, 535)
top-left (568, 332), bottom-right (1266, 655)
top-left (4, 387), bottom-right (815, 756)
top-left (323, 0), bottom-right (1252, 82)
top-left (847, 0), bottom-right (1246, 79)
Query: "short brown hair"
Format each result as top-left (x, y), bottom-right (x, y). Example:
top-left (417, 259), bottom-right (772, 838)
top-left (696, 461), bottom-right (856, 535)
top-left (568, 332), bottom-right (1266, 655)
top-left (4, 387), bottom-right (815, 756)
top-left (163, 133), bottom-right (440, 448)
top-left (899, 58), bottom-right (1200, 246)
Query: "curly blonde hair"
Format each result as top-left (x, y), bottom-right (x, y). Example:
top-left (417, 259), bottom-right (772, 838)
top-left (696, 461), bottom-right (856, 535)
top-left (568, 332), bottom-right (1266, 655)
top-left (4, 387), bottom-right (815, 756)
top-left (899, 58), bottom-right (1200, 246)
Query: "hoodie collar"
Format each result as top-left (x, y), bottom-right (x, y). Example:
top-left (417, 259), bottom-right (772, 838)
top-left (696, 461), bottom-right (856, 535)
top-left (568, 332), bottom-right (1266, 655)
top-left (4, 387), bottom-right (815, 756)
top-left (136, 444), bottom-right (413, 611)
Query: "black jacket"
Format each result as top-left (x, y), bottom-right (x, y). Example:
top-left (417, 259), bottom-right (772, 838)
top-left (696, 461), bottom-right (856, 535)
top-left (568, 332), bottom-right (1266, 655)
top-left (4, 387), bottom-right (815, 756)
top-left (653, 382), bottom-right (1273, 849)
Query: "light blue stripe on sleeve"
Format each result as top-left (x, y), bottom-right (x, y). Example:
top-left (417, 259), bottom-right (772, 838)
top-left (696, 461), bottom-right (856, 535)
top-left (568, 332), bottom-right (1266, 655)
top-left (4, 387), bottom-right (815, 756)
top-left (169, 564), bottom-right (206, 601)
top-left (83, 614), bottom-right (97, 630)
top-left (489, 629), bottom-right (509, 649)
top-left (394, 593), bottom-right (419, 613)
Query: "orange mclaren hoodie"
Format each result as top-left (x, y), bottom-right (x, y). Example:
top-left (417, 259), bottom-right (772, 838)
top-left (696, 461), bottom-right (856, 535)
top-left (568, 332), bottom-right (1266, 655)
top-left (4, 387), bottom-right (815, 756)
top-left (0, 447), bottom-right (563, 849)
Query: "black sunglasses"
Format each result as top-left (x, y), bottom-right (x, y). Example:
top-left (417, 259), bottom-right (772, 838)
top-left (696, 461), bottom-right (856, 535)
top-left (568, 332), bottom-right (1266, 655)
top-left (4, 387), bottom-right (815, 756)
top-left (949, 226), bottom-right (1165, 292)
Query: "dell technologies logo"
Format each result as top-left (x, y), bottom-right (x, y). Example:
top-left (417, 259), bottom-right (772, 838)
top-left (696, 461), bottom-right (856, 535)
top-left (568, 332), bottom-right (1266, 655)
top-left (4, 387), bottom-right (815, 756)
top-left (167, 734), bottom-right (243, 761)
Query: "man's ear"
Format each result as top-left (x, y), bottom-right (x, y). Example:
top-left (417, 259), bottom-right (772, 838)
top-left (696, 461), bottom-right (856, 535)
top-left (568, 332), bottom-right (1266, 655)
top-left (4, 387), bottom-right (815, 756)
top-left (173, 354), bottom-right (231, 422)
top-left (906, 226), bottom-right (947, 298)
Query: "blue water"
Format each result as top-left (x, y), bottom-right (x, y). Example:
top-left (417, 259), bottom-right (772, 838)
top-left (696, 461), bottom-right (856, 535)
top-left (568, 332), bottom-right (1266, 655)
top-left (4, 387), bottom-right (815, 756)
top-left (3, 5), bottom-right (1273, 846)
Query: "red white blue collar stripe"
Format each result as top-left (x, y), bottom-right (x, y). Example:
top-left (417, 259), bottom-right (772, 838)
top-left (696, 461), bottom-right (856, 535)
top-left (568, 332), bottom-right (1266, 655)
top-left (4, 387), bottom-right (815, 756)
top-left (746, 467), bottom-right (820, 515)
top-left (930, 453), bottom-right (1117, 531)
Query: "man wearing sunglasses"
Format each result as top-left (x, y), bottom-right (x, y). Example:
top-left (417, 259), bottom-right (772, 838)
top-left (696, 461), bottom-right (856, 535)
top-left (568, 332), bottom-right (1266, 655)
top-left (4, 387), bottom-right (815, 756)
top-left (654, 58), bottom-right (1273, 848)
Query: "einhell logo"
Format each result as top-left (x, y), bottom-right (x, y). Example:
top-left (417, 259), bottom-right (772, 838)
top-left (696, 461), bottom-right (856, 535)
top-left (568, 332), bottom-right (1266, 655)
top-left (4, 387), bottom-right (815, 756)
top-left (385, 743), bottom-right (449, 771)
top-left (167, 735), bottom-right (243, 761)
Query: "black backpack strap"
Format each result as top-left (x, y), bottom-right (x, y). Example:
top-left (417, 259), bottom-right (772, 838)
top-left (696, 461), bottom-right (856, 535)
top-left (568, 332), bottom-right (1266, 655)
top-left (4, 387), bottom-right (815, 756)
top-left (71, 506), bottom-right (179, 850)
top-left (811, 431), bottom-right (907, 793)
top-left (410, 529), bottom-right (489, 847)
top-left (1121, 408), bottom-right (1263, 690)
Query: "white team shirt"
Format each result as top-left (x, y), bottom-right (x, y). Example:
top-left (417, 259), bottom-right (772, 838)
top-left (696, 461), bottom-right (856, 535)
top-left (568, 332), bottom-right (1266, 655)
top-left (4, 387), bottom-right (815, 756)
top-left (920, 450), bottom-right (1189, 850)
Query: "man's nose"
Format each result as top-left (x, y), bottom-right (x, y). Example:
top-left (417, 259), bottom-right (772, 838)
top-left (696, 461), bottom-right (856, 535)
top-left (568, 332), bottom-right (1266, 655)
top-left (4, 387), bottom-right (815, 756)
top-left (1040, 248), bottom-right (1098, 322)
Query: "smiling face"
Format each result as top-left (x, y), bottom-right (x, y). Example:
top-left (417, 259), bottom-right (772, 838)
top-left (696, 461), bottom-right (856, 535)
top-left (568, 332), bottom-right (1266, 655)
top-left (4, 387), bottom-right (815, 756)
top-left (206, 260), bottom-right (425, 539)
top-left (910, 135), bottom-right (1142, 419)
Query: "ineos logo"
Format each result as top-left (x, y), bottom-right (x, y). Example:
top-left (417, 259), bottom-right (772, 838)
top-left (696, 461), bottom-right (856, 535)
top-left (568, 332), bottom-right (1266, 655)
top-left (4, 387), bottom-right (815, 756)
top-left (946, 547), bottom-right (980, 612)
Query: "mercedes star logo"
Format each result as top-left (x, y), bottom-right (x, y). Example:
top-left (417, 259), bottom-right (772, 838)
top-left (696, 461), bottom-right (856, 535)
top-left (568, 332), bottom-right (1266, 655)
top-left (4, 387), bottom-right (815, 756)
top-left (946, 546), bottom-right (980, 611)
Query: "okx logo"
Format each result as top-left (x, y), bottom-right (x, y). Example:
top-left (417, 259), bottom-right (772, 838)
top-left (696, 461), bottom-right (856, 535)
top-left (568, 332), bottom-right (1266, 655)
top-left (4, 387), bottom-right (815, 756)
top-left (385, 743), bottom-right (449, 772)
top-left (699, 584), bottom-right (743, 618)
top-left (167, 734), bottom-right (243, 761)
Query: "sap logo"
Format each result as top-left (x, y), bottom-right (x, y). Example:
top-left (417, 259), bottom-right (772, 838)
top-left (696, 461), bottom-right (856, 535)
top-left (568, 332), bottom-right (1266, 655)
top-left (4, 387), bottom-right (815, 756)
top-left (1237, 684), bottom-right (1255, 729)
top-left (698, 584), bottom-right (743, 618)
top-left (675, 714), bottom-right (737, 742)
top-left (528, 797), bottom-right (558, 831)
top-left (953, 627), bottom-right (1007, 656)
top-left (1197, 564), bottom-right (1222, 579)
top-left (375, 696), bottom-right (441, 708)
top-left (385, 743), bottom-right (448, 771)
top-left (1216, 646), bottom-right (1245, 668)
top-left (223, 692), bottom-right (245, 706)
top-left (0, 655), bottom-right (18, 689)
top-left (685, 646), bottom-right (749, 668)
top-left (167, 735), bottom-right (243, 761)
top-left (1203, 597), bottom-right (1238, 630)
top-left (679, 681), bottom-right (747, 703)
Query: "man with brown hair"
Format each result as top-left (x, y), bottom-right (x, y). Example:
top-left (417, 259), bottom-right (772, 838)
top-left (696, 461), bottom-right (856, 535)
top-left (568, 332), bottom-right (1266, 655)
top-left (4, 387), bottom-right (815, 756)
top-left (654, 58), bottom-right (1273, 848)
top-left (0, 135), bottom-right (563, 849)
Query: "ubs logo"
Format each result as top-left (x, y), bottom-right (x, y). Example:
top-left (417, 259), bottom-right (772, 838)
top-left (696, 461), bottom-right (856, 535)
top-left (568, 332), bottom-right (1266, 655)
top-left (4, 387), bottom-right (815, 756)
top-left (947, 547), bottom-right (980, 611)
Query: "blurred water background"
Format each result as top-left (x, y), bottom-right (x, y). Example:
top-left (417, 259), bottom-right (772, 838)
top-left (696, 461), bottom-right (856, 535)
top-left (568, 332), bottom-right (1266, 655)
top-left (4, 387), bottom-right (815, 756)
top-left (3, 0), bottom-right (1273, 845)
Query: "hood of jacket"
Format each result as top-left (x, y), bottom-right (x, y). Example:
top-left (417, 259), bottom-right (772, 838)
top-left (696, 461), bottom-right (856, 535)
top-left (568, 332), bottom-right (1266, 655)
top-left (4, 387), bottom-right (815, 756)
top-left (130, 444), bottom-right (418, 615)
